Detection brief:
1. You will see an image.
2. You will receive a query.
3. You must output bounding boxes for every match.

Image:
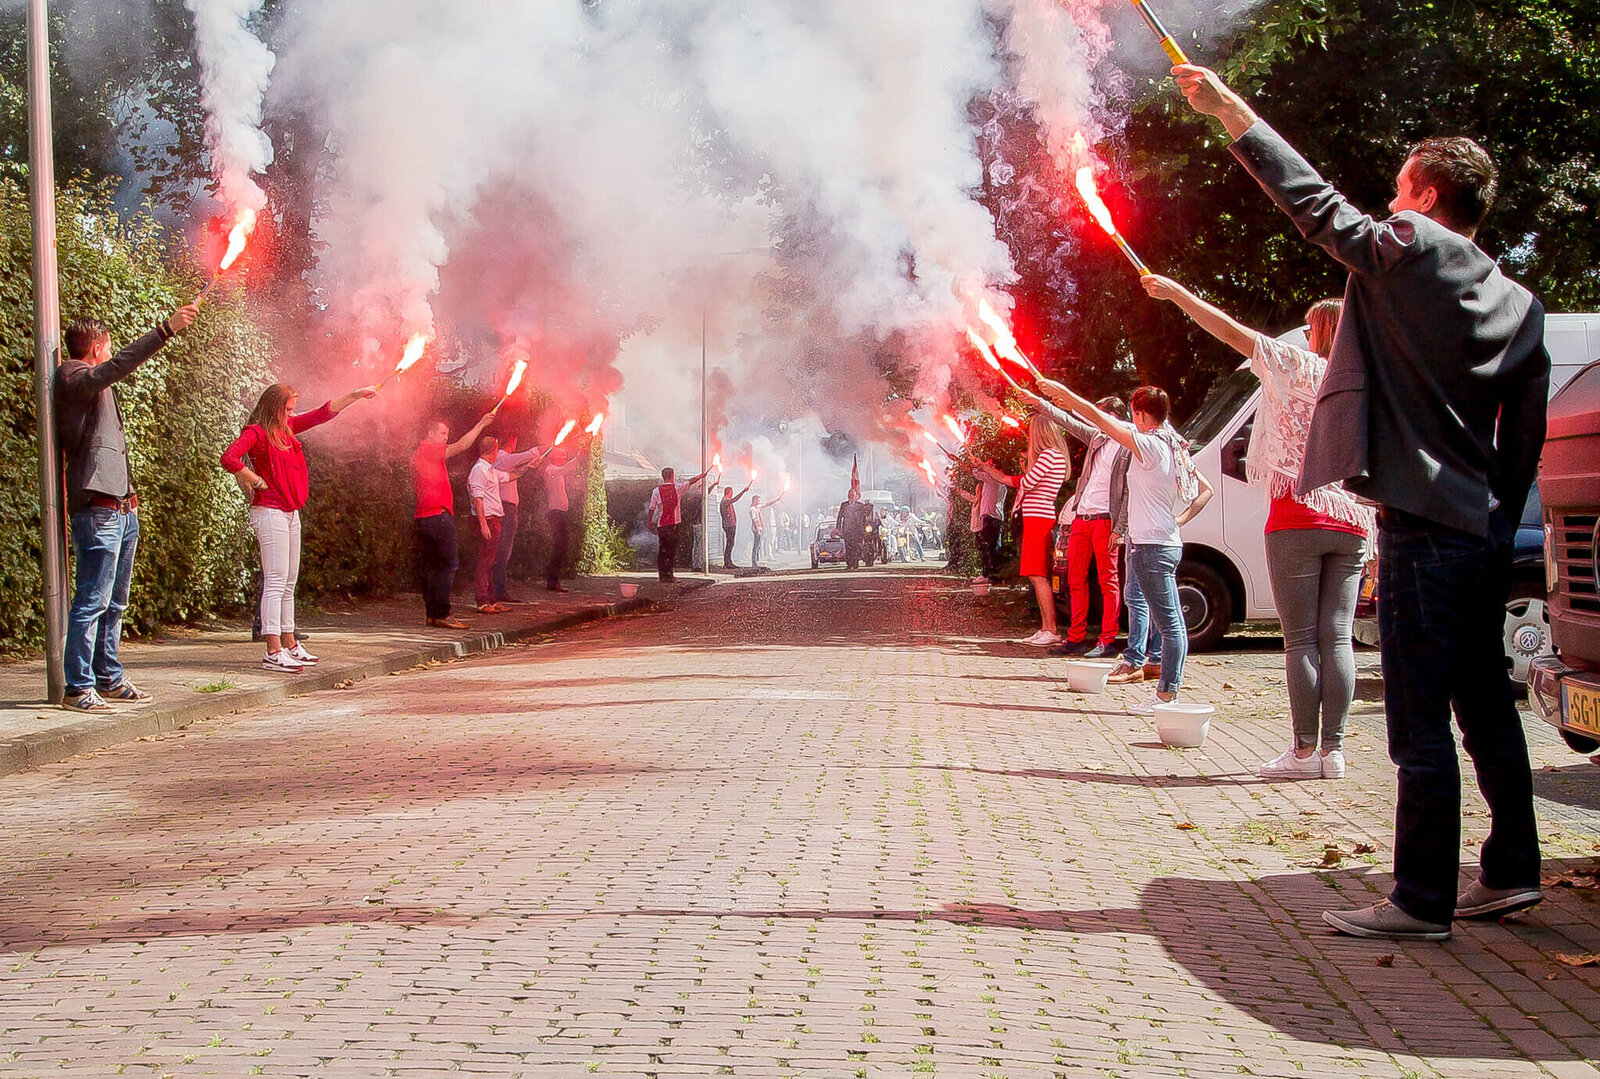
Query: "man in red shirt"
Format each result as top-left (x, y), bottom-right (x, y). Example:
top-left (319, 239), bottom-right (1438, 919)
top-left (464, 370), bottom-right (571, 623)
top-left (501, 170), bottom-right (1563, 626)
top-left (412, 410), bottom-right (497, 628)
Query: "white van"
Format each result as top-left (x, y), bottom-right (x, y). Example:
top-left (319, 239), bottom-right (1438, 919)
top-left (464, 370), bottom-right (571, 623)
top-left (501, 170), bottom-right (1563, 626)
top-left (1174, 312), bottom-right (1600, 654)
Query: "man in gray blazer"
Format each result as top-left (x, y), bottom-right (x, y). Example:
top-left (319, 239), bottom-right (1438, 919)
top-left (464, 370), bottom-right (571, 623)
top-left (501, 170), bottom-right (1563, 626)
top-left (1177, 65), bottom-right (1550, 941)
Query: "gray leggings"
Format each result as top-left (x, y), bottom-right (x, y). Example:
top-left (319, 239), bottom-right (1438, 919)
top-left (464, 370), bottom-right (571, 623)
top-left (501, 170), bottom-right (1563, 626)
top-left (1264, 527), bottom-right (1366, 753)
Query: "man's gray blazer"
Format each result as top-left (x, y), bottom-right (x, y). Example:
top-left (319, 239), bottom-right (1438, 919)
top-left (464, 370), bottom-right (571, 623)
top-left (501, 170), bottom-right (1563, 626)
top-left (1228, 121), bottom-right (1550, 537)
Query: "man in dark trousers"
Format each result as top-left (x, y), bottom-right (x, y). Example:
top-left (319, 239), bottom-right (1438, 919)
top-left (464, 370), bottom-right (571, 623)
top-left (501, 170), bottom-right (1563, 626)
top-left (837, 491), bottom-right (871, 570)
top-left (647, 464), bottom-right (711, 582)
top-left (55, 302), bottom-right (199, 712)
top-left (1177, 65), bottom-right (1550, 941)
top-left (718, 479), bottom-right (753, 570)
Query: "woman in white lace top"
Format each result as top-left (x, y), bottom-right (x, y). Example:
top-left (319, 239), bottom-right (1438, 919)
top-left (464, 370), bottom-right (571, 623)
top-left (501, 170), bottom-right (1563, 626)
top-left (1142, 274), bottom-right (1373, 782)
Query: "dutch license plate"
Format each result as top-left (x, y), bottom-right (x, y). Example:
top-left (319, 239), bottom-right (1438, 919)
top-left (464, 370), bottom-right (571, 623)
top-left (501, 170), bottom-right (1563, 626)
top-left (1563, 680), bottom-right (1600, 739)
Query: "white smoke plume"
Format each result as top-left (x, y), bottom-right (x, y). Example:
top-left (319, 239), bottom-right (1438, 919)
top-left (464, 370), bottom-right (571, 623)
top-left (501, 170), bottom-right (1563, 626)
top-left (183, 0), bottom-right (275, 216)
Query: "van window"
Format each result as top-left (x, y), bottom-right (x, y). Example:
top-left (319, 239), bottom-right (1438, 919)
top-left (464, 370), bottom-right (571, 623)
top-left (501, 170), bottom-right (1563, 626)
top-left (1182, 368), bottom-right (1259, 451)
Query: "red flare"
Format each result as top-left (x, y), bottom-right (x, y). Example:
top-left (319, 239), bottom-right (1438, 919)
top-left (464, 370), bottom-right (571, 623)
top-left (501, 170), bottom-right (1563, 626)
top-left (1072, 137), bottom-right (1152, 276)
top-left (782, 475), bottom-right (792, 493)
top-left (501, 357), bottom-right (528, 397)
top-left (976, 299), bottom-right (1042, 378)
top-left (941, 414), bottom-right (968, 444)
top-left (396, 333), bottom-right (428, 374)
top-left (585, 412), bottom-right (605, 436)
top-left (713, 452), bottom-right (724, 471)
top-left (1000, 414), bottom-right (1022, 429)
top-left (218, 208), bottom-right (257, 272)
top-left (965, 326), bottom-right (1002, 370)
top-left (552, 419), bottom-right (578, 446)
top-left (918, 458), bottom-right (939, 487)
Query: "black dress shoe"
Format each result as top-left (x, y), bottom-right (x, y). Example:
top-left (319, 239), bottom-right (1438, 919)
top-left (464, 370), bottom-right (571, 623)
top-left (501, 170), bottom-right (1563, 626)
top-left (1048, 639), bottom-right (1092, 657)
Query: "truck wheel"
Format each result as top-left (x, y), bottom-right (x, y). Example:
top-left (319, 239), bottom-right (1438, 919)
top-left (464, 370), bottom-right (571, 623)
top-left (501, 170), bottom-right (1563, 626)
top-left (1503, 589), bottom-right (1553, 686)
top-left (1560, 730), bottom-right (1600, 754)
top-left (1178, 560), bottom-right (1233, 653)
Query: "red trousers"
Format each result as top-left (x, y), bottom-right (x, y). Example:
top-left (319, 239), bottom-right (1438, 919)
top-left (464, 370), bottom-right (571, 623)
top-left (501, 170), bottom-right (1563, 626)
top-left (1067, 516), bottom-right (1120, 645)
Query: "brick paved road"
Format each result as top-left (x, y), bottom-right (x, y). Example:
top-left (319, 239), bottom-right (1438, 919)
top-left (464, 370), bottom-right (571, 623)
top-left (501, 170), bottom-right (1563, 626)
top-left (2, 570), bottom-right (1598, 1078)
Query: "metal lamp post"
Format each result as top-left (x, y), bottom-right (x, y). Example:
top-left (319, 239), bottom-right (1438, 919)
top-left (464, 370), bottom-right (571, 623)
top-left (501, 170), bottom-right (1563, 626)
top-left (29, 0), bottom-right (67, 703)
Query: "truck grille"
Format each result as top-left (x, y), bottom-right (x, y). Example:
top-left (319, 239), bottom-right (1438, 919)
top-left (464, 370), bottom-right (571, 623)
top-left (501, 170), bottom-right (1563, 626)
top-left (1556, 512), bottom-right (1600, 614)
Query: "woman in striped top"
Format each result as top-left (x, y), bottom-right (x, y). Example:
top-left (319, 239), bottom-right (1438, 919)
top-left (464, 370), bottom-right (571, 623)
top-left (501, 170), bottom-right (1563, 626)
top-left (980, 415), bottom-right (1071, 645)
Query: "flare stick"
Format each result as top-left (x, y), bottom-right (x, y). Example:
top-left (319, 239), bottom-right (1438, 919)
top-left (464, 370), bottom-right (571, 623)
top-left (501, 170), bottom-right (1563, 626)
top-left (1129, 0), bottom-right (1190, 64)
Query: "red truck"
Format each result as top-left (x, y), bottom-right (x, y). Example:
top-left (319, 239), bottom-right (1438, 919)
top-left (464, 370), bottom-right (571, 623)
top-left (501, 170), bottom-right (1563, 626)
top-left (1528, 357), bottom-right (1600, 755)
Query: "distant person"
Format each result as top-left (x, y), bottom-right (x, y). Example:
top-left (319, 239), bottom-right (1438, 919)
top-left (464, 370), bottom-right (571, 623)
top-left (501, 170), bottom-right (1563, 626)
top-left (837, 490), bottom-right (872, 570)
top-left (1104, 441), bottom-right (1160, 686)
top-left (468, 436), bottom-right (513, 614)
top-left (978, 414), bottom-right (1070, 646)
top-left (491, 434), bottom-right (546, 604)
top-left (54, 303), bottom-right (198, 712)
top-left (719, 479), bottom-right (753, 569)
top-left (647, 464), bottom-right (712, 582)
top-left (969, 465), bottom-right (1009, 580)
top-left (412, 410), bottom-right (497, 629)
top-left (1179, 63), bottom-right (1550, 940)
top-left (1143, 277), bottom-right (1373, 781)
top-left (221, 381), bottom-right (378, 672)
top-left (542, 446), bottom-right (581, 592)
top-left (751, 490), bottom-right (784, 567)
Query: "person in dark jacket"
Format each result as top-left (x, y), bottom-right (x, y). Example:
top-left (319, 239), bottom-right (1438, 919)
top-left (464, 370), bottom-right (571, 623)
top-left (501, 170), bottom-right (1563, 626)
top-left (719, 480), bottom-right (753, 569)
top-left (1177, 63), bottom-right (1551, 941)
top-left (54, 304), bottom-right (198, 712)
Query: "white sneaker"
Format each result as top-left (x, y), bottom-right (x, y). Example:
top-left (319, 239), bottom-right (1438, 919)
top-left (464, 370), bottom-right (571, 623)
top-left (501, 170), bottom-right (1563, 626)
top-left (1320, 749), bottom-right (1346, 779)
top-left (286, 643), bottom-right (318, 665)
top-left (1129, 691), bottom-right (1175, 716)
top-left (262, 650), bottom-right (304, 673)
top-left (1021, 630), bottom-right (1061, 646)
top-left (1257, 747), bottom-right (1322, 780)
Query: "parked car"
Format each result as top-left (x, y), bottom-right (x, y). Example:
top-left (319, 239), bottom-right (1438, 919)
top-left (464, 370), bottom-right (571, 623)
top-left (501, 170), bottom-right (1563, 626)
top-left (810, 518), bottom-right (846, 569)
top-left (1182, 312), bottom-right (1600, 655)
top-left (1528, 355), bottom-right (1600, 754)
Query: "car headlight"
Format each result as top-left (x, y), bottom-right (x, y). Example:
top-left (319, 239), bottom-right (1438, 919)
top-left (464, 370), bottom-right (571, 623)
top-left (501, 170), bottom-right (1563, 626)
top-left (1545, 514), bottom-right (1559, 595)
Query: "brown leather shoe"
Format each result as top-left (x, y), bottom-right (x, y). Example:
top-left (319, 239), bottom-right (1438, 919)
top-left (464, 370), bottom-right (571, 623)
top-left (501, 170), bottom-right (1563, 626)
top-left (427, 616), bottom-right (470, 629)
top-left (1106, 661), bottom-right (1145, 685)
top-left (1142, 663), bottom-right (1162, 680)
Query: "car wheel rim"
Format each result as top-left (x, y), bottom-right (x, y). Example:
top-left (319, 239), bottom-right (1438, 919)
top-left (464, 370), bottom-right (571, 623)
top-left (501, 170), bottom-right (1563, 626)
top-left (1503, 597), bottom-right (1551, 685)
top-left (1178, 583), bottom-right (1208, 632)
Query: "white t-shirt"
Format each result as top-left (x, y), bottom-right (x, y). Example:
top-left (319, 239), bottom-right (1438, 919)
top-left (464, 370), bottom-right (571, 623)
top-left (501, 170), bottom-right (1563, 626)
top-left (1128, 430), bottom-right (1182, 547)
top-left (1075, 439), bottom-right (1117, 516)
top-left (467, 458), bottom-right (511, 519)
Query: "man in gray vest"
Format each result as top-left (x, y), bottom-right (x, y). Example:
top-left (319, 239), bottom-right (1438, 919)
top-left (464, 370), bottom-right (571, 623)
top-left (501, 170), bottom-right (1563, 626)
top-left (55, 303), bottom-right (199, 712)
top-left (1177, 66), bottom-right (1550, 941)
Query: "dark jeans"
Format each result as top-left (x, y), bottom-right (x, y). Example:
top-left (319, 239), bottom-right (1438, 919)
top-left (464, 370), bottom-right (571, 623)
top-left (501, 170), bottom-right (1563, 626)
top-left (1378, 508), bottom-right (1540, 924)
top-left (493, 502), bottom-right (520, 600)
top-left (474, 516), bottom-right (503, 606)
top-left (978, 514), bottom-right (1002, 579)
top-left (751, 529), bottom-right (764, 568)
top-left (657, 525), bottom-right (679, 581)
top-left (546, 508), bottom-right (571, 587)
top-left (65, 506), bottom-right (140, 693)
top-left (722, 524), bottom-right (736, 568)
top-left (416, 512), bottom-right (458, 619)
top-left (844, 531), bottom-right (865, 569)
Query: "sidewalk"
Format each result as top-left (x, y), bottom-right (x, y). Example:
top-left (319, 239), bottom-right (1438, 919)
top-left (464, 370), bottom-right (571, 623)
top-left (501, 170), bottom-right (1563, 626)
top-left (0, 573), bottom-right (711, 779)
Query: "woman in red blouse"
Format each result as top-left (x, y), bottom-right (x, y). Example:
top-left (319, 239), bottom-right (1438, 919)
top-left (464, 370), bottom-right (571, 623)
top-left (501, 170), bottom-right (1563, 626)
top-left (221, 382), bottom-right (376, 672)
top-left (979, 415), bottom-right (1072, 645)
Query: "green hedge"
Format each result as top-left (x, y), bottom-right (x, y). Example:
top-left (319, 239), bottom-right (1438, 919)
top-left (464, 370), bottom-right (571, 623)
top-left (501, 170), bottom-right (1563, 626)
top-left (1, 179), bottom-right (270, 652)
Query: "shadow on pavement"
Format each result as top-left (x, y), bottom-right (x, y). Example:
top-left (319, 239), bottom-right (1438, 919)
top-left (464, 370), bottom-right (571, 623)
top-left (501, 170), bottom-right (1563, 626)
top-left (1534, 762), bottom-right (1600, 812)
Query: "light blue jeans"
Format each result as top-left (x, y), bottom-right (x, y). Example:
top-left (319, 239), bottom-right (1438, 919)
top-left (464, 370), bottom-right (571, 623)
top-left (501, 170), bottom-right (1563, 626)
top-left (65, 506), bottom-right (140, 693)
top-left (1121, 552), bottom-right (1162, 669)
top-left (1128, 543), bottom-right (1186, 693)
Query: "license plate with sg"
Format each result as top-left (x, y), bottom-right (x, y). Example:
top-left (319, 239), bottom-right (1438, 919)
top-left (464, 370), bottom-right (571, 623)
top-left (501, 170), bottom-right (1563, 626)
top-left (1563, 679), bottom-right (1600, 738)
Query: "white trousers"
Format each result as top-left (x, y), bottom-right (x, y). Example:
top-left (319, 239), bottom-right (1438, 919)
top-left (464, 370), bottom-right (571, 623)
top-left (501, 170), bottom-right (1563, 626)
top-left (250, 506), bottom-right (302, 637)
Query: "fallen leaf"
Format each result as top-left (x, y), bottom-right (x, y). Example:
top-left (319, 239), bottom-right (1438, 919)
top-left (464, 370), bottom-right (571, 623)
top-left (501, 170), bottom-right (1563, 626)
top-left (1554, 953), bottom-right (1600, 967)
top-left (1375, 954), bottom-right (1395, 967)
top-left (1318, 847), bottom-right (1345, 867)
top-left (1175, 822), bottom-right (1196, 831)
top-left (1354, 843), bottom-right (1377, 855)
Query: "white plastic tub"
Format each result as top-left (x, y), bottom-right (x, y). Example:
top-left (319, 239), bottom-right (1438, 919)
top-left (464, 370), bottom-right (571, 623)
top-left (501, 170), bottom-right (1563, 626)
top-left (1065, 659), bottom-right (1114, 693)
top-left (619, 582), bottom-right (639, 599)
top-left (1154, 702), bottom-right (1215, 748)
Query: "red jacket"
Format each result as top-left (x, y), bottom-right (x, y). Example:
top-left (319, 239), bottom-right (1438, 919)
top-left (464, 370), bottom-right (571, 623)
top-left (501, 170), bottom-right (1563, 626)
top-left (220, 403), bottom-right (335, 512)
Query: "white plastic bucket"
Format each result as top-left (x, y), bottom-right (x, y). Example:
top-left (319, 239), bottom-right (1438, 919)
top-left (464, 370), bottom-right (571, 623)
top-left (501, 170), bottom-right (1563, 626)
top-left (1065, 659), bottom-right (1114, 693)
top-left (1154, 702), bottom-right (1215, 748)
top-left (619, 582), bottom-right (639, 599)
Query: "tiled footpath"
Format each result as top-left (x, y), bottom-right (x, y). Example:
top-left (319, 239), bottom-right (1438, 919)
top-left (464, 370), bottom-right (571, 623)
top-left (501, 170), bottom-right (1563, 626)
top-left (0, 576), bottom-right (707, 778)
top-left (0, 569), bottom-right (1596, 1077)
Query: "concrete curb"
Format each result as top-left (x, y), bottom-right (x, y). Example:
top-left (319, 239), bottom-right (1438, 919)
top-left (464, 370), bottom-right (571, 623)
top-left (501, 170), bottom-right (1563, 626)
top-left (0, 588), bottom-right (697, 780)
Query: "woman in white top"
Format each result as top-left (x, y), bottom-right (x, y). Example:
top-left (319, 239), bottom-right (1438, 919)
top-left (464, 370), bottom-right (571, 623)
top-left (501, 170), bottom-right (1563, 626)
top-left (979, 415), bottom-right (1071, 645)
top-left (1142, 275), bottom-right (1373, 780)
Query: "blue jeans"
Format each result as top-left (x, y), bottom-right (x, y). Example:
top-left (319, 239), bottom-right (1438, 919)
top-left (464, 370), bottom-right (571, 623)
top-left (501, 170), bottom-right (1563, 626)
top-left (1378, 508), bottom-right (1540, 924)
top-left (1121, 554), bottom-right (1162, 669)
top-left (1129, 543), bottom-right (1186, 693)
top-left (65, 506), bottom-right (140, 693)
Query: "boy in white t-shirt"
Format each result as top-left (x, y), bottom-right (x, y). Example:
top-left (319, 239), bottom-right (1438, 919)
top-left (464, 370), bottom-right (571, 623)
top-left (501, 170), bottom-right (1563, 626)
top-left (1035, 380), bottom-right (1212, 712)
